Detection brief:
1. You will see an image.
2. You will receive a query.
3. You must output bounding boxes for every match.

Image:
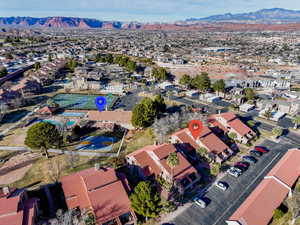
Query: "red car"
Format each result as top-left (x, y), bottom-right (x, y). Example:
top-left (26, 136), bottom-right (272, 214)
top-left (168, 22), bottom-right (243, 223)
top-left (254, 146), bottom-right (268, 153)
top-left (235, 162), bottom-right (249, 168)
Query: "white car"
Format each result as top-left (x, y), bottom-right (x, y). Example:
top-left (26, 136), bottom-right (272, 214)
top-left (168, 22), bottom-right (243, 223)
top-left (228, 168), bottom-right (241, 177)
top-left (215, 181), bottom-right (228, 191)
top-left (193, 197), bottom-right (207, 208)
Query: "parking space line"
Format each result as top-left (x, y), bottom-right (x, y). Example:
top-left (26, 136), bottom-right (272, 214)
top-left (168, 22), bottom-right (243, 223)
top-left (212, 152), bottom-right (282, 225)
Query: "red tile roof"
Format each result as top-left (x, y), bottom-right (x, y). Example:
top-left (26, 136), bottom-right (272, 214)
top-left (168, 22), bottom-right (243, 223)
top-left (266, 149), bottom-right (300, 187)
top-left (127, 144), bottom-right (198, 181)
top-left (228, 148), bottom-right (300, 225)
top-left (172, 127), bottom-right (229, 154)
top-left (228, 178), bottom-right (289, 225)
top-left (210, 113), bottom-right (254, 136)
top-left (0, 190), bottom-right (38, 225)
top-left (61, 167), bottom-right (134, 224)
top-left (219, 112), bottom-right (236, 121)
top-left (87, 110), bottom-right (132, 125)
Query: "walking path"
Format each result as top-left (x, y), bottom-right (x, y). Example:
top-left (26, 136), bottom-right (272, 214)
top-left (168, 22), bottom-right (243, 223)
top-left (0, 107), bottom-right (38, 136)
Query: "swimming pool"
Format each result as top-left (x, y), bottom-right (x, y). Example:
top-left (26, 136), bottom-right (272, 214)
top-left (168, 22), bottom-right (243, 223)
top-left (76, 136), bottom-right (115, 151)
top-left (43, 120), bottom-right (76, 127)
top-left (59, 112), bottom-right (86, 117)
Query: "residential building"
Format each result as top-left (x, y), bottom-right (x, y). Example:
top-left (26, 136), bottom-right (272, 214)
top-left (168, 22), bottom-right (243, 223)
top-left (239, 103), bottom-right (255, 112)
top-left (126, 143), bottom-right (200, 194)
top-left (158, 81), bottom-right (175, 91)
top-left (87, 110), bottom-right (133, 130)
top-left (227, 148), bottom-right (300, 225)
top-left (0, 187), bottom-right (39, 225)
top-left (209, 112), bottom-right (256, 144)
top-left (68, 77), bottom-right (100, 90)
top-left (61, 167), bottom-right (137, 225)
top-left (170, 126), bottom-right (232, 163)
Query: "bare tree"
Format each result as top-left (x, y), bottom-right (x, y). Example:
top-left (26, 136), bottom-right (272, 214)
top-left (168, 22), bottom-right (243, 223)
top-left (57, 117), bottom-right (70, 142)
top-left (0, 102), bottom-right (8, 122)
top-left (48, 209), bottom-right (81, 225)
top-left (287, 189), bottom-right (300, 224)
top-left (152, 111), bottom-right (207, 143)
top-left (66, 151), bottom-right (80, 169)
top-left (46, 160), bottom-right (64, 183)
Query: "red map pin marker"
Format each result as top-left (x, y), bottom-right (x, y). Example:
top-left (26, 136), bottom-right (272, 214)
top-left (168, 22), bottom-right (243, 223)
top-left (188, 120), bottom-right (203, 139)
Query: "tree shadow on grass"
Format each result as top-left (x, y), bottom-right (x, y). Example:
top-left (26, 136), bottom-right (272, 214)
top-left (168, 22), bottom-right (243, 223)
top-left (1, 109), bottom-right (30, 124)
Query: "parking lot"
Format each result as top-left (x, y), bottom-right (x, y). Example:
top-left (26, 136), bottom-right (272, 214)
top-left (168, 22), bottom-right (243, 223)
top-left (169, 138), bottom-right (296, 225)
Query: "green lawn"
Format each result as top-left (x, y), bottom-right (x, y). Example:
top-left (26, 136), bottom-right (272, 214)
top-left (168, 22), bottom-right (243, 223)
top-left (10, 153), bottom-right (110, 189)
top-left (124, 128), bottom-right (156, 154)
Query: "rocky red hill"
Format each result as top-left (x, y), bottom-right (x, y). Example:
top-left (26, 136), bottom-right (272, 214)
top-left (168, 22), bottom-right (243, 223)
top-left (1, 13), bottom-right (300, 32)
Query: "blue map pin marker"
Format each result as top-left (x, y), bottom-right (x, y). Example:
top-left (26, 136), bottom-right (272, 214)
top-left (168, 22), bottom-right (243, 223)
top-left (95, 96), bottom-right (107, 111)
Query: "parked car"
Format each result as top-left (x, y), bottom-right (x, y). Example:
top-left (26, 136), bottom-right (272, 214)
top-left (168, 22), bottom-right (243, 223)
top-left (215, 181), bottom-right (228, 191)
top-left (235, 161), bottom-right (250, 169)
top-left (234, 164), bottom-right (247, 172)
top-left (243, 155), bottom-right (257, 164)
top-left (255, 146), bottom-right (269, 153)
top-left (250, 150), bottom-right (263, 157)
top-left (193, 197), bottom-right (207, 208)
top-left (228, 167), bottom-right (242, 177)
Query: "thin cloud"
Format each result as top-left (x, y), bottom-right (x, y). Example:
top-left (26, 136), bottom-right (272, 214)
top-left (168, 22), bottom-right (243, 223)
top-left (0, 0), bottom-right (299, 22)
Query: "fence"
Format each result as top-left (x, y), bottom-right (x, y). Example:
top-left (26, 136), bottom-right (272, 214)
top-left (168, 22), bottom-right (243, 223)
top-left (0, 146), bottom-right (119, 157)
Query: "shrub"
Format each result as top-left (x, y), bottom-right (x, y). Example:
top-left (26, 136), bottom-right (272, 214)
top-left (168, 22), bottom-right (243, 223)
top-left (273, 208), bottom-right (285, 220)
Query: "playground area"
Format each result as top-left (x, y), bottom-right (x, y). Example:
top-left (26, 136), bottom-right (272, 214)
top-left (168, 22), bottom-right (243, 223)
top-left (52, 93), bottom-right (117, 110)
top-left (76, 136), bottom-right (116, 151)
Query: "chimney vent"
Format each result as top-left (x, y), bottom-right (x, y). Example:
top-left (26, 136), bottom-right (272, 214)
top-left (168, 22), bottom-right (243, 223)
top-left (2, 187), bottom-right (9, 195)
top-left (94, 163), bottom-right (100, 170)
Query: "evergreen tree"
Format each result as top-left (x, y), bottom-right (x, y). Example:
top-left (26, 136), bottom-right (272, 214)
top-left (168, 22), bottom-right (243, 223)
top-left (131, 97), bottom-right (158, 128)
top-left (153, 94), bottom-right (166, 114)
top-left (272, 127), bottom-right (283, 138)
top-left (130, 181), bottom-right (161, 219)
top-left (192, 72), bottom-right (211, 92)
top-left (0, 67), bottom-right (8, 78)
top-left (179, 74), bottom-right (192, 87)
top-left (244, 88), bottom-right (255, 100)
top-left (127, 61), bottom-right (137, 72)
top-left (105, 53), bottom-right (114, 63)
top-left (292, 115), bottom-right (300, 129)
top-left (152, 67), bottom-right (168, 81)
top-left (213, 79), bottom-right (225, 94)
top-left (34, 62), bottom-right (41, 71)
top-left (167, 152), bottom-right (179, 181)
top-left (48, 54), bottom-right (53, 62)
top-left (67, 59), bottom-right (78, 72)
top-left (25, 122), bottom-right (63, 158)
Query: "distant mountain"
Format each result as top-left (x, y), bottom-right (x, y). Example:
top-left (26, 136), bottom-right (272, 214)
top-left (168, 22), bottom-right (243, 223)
top-left (0, 16), bottom-right (122, 29)
top-left (187, 8), bottom-right (300, 23)
top-left (3, 9), bottom-right (300, 31)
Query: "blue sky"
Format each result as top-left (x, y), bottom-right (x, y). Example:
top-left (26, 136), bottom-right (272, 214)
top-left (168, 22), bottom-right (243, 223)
top-left (0, 0), bottom-right (300, 22)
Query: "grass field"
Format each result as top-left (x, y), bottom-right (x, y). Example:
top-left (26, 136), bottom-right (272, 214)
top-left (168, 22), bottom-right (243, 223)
top-left (124, 128), bottom-right (155, 154)
top-left (10, 153), bottom-right (110, 189)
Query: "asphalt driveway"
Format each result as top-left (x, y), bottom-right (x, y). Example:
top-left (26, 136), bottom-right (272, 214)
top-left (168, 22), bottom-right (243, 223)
top-left (168, 139), bottom-right (296, 225)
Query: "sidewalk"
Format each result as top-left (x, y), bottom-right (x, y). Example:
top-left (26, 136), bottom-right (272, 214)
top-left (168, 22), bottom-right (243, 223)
top-left (159, 202), bottom-right (193, 224)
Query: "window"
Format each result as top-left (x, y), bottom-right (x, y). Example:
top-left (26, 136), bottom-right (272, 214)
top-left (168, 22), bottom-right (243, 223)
top-left (119, 212), bottom-right (133, 224)
top-left (188, 173), bottom-right (197, 182)
top-left (103, 219), bottom-right (118, 225)
top-left (180, 177), bottom-right (191, 188)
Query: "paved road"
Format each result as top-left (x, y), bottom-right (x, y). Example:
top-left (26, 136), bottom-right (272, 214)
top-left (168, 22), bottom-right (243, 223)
top-left (114, 89), bottom-right (143, 110)
top-left (170, 97), bottom-right (228, 114)
top-left (168, 138), bottom-right (296, 225)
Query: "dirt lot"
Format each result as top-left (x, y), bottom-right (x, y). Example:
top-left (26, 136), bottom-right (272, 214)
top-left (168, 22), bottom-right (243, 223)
top-left (0, 126), bottom-right (29, 146)
top-left (0, 152), bottom-right (39, 185)
top-left (169, 63), bottom-right (248, 80)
